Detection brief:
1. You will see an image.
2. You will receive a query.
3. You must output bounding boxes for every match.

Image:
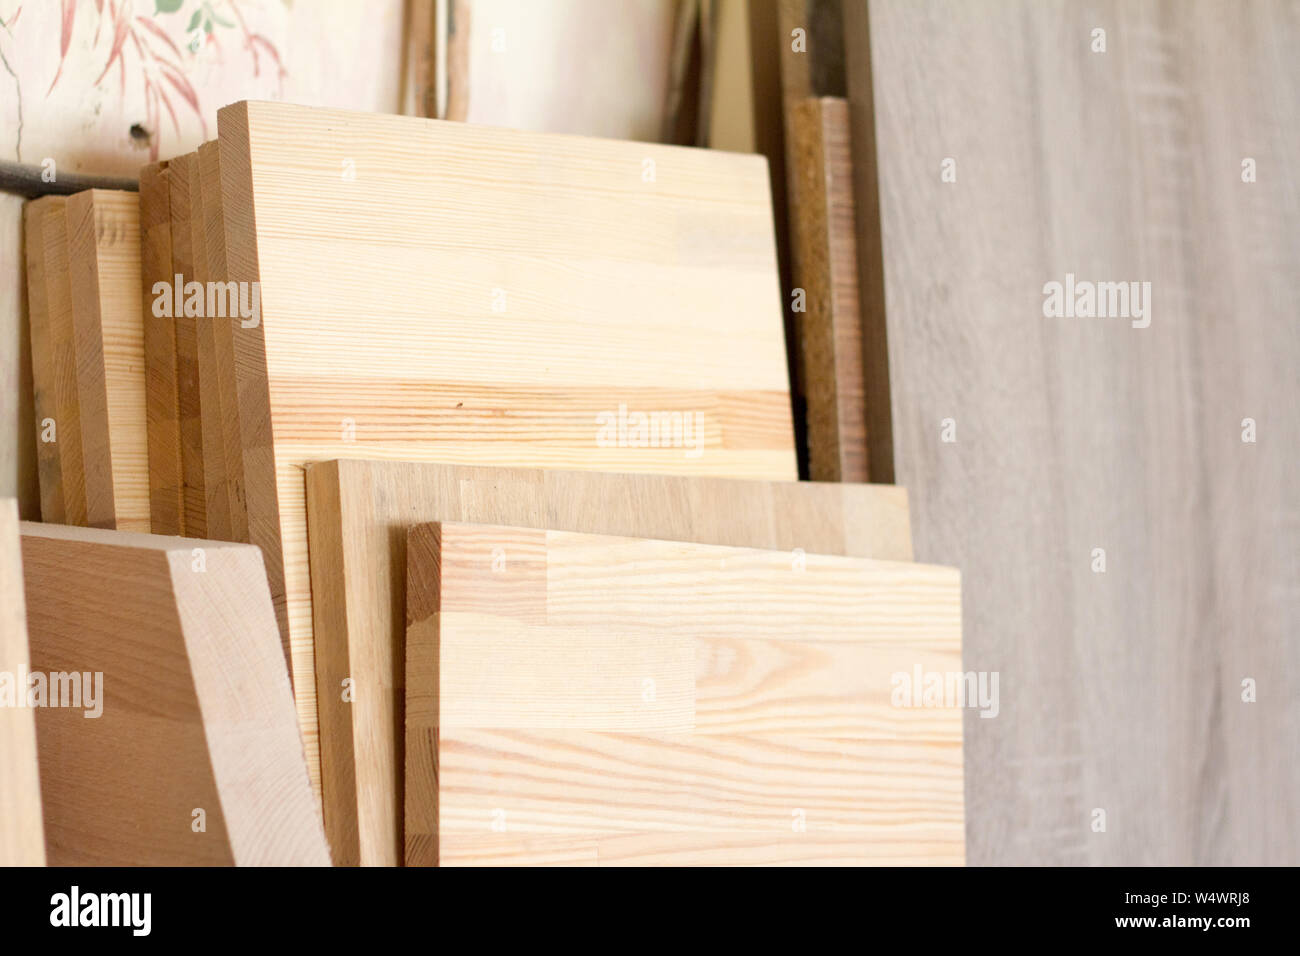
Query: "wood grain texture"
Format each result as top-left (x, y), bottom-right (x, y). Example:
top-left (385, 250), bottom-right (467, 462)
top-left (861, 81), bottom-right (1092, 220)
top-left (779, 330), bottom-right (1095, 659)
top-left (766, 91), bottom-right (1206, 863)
top-left (789, 97), bottom-right (867, 481)
top-left (861, 0), bottom-right (1300, 864)
top-left (23, 198), bottom-right (65, 523)
top-left (0, 500), bottom-right (43, 866)
top-left (65, 190), bottom-right (150, 532)
top-left (1, 196), bottom-right (39, 523)
top-left (199, 141), bottom-right (249, 544)
top-left (305, 457), bottom-right (911, 865)
top-left (217, 98), bottom-right (795, 801)
top-left (166, 153), bottom-right (207, 538)
top-left (139, 162), bottom-right (183, 536)
top-left (405, 522), bottom-right (962, 866)
top-left (20, 522), bottom-right (328, 866)
top-left (38, 201), bottom-right (88, 526)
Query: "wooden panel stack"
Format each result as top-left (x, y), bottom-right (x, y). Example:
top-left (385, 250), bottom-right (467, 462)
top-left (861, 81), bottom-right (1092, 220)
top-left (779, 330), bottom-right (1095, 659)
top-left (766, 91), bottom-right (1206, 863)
top-left (405, 522), bottom-right (963, 866)
top-left (305, 458), bottom-right (913, 865)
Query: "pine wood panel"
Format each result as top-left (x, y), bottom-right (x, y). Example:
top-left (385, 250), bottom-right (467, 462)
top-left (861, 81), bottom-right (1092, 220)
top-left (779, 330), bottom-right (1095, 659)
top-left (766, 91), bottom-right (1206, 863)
top-left (166, 153), bottom-right (207, 538)
top-left (789, 96), bottom-right (866, 481)
top-left (406, 522), bottom-right (962, 866)
top-left (858, 0), bottom-right (1300, 864)
top-left (305, 457), bottom-right (912, 865)
top-left (38, 200), bottom-right (88, 526)
top-left (139, 162), bottom-right (184, 536)
top-left (0, 500), bottom-right (43, 866)
top-left (65, 190), bottom-right (150, 532)
top-left (22, 198), bottom-right (65, 523)
top-left (20, 522), bottom-right (328, 866)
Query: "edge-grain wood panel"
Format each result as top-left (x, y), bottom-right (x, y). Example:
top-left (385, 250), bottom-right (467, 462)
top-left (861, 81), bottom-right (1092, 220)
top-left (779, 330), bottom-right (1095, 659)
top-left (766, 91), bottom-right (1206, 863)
top-left (0, 500), bottom-right (43, 866)
top-left (139, 161), bottom-right (183, 535)
top-left (406, 522), bottom-right (962, 866)
top-left (789, 97), bottom-right (867, 481)
top-left (23, 198), bottom-right (65, 523)
top-left (65, 190), bottom-right (150, 532)
top-left (306, 458), bottom-right (912, 865)
top-left (166, 153), bottom-right (207, 538)
top-left (20, 522), bottom-right (328, 866)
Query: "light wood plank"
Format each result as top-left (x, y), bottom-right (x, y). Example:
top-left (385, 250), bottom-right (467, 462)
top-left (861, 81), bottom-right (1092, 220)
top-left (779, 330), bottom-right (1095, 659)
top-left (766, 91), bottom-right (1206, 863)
top-left (407, 522), bottom-right (962, 866)
top-left (306, 457), bottom-right (911, 865)
top-left (859, 0), bottom-right (1300, 864)
top-left (20, 522), bottom-right (328, 866)
top-left (65, 190), bottom-right (150, 532)
top-left (139, 162), bottom-right (184, 536)
top-left (166, 153), bottom-right (207, 539)
top-left (0, 500), bottom-right (44, 866)
top-left (22, 198), bottom-right (65, 523)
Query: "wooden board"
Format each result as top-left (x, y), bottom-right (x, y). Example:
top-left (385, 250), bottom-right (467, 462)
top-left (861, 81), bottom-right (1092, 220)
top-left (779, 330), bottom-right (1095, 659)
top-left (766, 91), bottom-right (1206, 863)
top-left (38, 200), bottom-right (88, 526)
top-left (65, 190), bottom-right (150, 532)
top-left (788, 97), bottom-right (866, 481)
top-left (22, 198), bottom-right (65, 523)
top-left (405, 521), bottom-right (962, 866)
top-left (166, 153), bottom-right (207, 539)
top-left (306, 458), bottom-right (911, 865)
top-left (216, 98), bottom-right (796, 798)
top-left (20, 522), bottom-right (329, 866)
top-left (139, 162), bottom-right (183, 536)
top-left (858, 0), bottom-right (1300, 864)
top-left (0, 500), bottom-right (44, 866)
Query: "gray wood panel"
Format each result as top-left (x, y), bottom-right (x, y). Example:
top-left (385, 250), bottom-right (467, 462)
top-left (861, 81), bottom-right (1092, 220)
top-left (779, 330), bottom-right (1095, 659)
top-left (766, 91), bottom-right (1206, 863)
top-left (852, 0), bottom-right (1299, 864)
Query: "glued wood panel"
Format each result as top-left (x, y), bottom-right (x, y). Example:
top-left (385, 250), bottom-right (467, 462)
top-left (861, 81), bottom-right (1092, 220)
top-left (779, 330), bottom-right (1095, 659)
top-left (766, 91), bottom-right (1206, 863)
top-left (217, 99), bottom-right (795, 817)
top-left (65, 190), bottom-right (149, 532)
top-left (23, 198), bottom-right (65, 523)
top-left (139, 162), bottom-right (183, 536)
top-left (305, 458), bottom-right (911, 866)
top-left (166, 154), bottom-right (207, 538)
top-left (0, 500), bottom-right (43, 866)
top-left (20, 522), bottom-right (328, 866)
top-left (405, 522), bottom-right (962, 866)
top-left (789, 97), bottom-right (866, 481)
top-left (858, 0), bottom-right (1300, 864)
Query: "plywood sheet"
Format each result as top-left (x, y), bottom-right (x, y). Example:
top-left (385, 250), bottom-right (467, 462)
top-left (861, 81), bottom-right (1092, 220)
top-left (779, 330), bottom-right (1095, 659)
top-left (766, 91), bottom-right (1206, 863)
top-left (0, 500), bottom-right (43, 866)
top-left (789, 97), bottom-right (866, 481)
top-left (306, 458), bottom-right (911, 865)
top-left (405, 521), bottom-right (962, 866)
top-left (65, 190), bottom-right (149, 532)
top-left (20, 522), bottom-right (328, 866)
top-left (858, 0), bottom-right (1300, 864)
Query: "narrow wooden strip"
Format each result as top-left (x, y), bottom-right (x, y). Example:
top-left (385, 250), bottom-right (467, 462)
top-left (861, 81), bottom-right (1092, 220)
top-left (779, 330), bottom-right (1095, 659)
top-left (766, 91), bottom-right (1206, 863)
top-left (40, 201), bottom-right (87, 525)
top-left (22, 198), bottom-right (65, 522)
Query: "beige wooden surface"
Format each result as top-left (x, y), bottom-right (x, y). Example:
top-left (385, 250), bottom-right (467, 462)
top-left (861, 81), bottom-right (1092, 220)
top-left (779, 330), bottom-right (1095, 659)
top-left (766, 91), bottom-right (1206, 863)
top-left (20, 521), bottom-right (328, 866)
top-left (22, 198), bottom-right (64, 523)
top-left (217, 98), bottom-right (796, 807)
top-left (166, 153), bottom-right (207, 539)
top-left (66, 190), bottom-right (149, 532)
top-left (139, 162), bottom-right (183, 536)
top-left (859, 0), bottom-right (1300, 864)
top-left (406, 521), bottom-right (962, 866)
top-left (789, 96), bottom-right (866, 481)
top-left (306, 458), bottom-right (912, 865)
top-left (0, 499), bottom-right (43, 866)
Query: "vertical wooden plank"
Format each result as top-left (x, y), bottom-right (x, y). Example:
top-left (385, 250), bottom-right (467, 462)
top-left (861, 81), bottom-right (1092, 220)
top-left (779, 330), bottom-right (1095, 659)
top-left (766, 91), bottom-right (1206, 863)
top-left (167, 154), bottom-right (207, 539)
top-left (22, 198), bottom-right (65, 522)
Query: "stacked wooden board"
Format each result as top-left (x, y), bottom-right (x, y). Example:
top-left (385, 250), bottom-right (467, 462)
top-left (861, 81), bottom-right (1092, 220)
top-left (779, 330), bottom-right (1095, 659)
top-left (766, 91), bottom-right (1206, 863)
top-left (406, 521), bottom-right (962, 866)
top-left (16, 98), bottom-right (969, 867)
